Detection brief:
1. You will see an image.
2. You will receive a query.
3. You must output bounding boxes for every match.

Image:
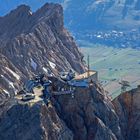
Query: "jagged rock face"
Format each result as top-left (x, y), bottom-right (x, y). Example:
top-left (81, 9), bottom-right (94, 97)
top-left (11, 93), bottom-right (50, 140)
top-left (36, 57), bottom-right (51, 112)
top-left (113, 86), bottom-right (140, 140)
top-left (0, 88), bottom-right (11, 116)
top-left (53, 86), bottom-right (123, 140)
top-left (0, 54), bottom-right (22, 95)
top-left (0, 101), bottom-right (73, 140)
top-left (0, 3), bottom-right (85, 95)
top-left (0, 85), bottom-right (124, 140)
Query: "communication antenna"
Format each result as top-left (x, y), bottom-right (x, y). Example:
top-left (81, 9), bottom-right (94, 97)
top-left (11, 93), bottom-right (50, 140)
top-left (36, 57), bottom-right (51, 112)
top-left (87, 55), bottom-right (90, 77)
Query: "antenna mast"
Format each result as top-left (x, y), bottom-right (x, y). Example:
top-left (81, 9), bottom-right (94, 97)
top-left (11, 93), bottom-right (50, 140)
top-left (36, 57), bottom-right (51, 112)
top-left (87, 55), bottom-right (90, 77)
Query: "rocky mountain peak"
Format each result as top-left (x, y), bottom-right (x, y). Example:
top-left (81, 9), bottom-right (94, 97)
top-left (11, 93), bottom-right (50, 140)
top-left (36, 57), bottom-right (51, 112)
top-left (0, 3), bottom-right (85, 94)
top-left (0, 3), bottom-right (64, 40)
top-left (35, 3), bottom-right (63, 16)
top-left (0, 2), bottom-right (140, 140)
top-left (34, 3), bottom-right (64, 30)
top-left (0, 5), bottom-right (31, 39)
top-left (9, 4), bottom-right (31, 16)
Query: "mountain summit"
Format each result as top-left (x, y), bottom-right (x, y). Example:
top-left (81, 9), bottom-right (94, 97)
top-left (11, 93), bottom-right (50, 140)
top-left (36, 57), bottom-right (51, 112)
top-left (0, 3), bottom-right (140, 140)
top-left (0, 3), bottom-right (85, 95)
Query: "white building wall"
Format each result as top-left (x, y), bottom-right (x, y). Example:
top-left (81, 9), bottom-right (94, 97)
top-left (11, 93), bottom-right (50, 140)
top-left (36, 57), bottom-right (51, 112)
top-left (87, 72), bottom-right (98, 82)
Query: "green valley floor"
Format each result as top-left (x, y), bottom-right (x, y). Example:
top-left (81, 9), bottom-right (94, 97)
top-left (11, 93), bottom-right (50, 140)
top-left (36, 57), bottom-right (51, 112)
top-left (80, 42), bottom-right (140, 99)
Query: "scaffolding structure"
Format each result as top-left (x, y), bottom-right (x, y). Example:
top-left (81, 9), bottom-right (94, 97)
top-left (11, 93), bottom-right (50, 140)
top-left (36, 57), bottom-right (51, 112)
top-left (119, 80), bottom-right (130, 93)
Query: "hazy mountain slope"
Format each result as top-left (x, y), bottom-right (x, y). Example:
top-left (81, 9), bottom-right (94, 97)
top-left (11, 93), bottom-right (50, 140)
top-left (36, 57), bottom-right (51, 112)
top-left (0, 3), bottom-right (85, 95)
top-left (61, 0), bottom-right (140, 31)
top-left (47, 0), bottom-right (140, 48)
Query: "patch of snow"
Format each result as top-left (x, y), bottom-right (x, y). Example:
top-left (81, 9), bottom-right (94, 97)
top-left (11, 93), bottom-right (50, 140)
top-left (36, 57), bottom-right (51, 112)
top-left (51, 57), bottom-right (56, 62)
top-left (43, 67), bottom-right (48, 74)
top-left (3, 89), bottom-right (10, 97)
top-left (51, 50), bottom-right (54, 54)
top-left (94, 0), bottom-right (104, 4)
top-left (5, 67), bottom-right (20, 80)
top-left (112, 30), bottom-right (117, 33)
top-left (1, 75), bottom-right (17, 94)
top-left (29, 10), bottom-right (32, 15)
top-left (49, 61), bottom-right (56, 69)
top-left (111, 109), bottom-right (116, 114)
top-left (87, 0), bottom-right (104, 11)
top-left (98, 118), bottom-right (106, 128)
top-left (3, 89), bottom-right (8, 94)
top-left (1, 75), bottom-right (14, 88)
top-left (30, 58), bottom-right (37, 70)
top-left (52, 122), bottom-right (60, 131)
top-left (97, 35), bottom-right (102, 38)
top-left (62, 0), bottom-right (71, 10)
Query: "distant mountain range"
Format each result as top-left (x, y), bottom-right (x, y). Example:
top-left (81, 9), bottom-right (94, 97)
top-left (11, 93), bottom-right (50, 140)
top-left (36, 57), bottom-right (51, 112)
top-left (50, 0), bottom-right (140, 48)
top-left (1, 0), bottom-right (140, 31)
top-left (0, 0), bottom-right (140, 47)
top-left (67, 0), bottom-right (140, 48)
top-left (61, 0), bottom-right (140, 30)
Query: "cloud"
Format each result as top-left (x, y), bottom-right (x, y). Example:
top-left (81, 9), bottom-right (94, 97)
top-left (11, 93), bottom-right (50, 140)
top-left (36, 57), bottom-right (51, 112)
top-left (62, 0), bottom-right (71, 10)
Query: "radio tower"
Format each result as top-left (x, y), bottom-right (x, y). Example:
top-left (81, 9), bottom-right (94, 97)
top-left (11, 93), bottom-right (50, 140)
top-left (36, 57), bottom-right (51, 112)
top-left (87, 55), bottom-right (90, 77)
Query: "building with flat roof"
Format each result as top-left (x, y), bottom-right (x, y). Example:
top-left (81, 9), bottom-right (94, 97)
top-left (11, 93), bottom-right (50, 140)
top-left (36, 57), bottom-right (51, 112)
top-left (74, 70), bottom-right (98, 82)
